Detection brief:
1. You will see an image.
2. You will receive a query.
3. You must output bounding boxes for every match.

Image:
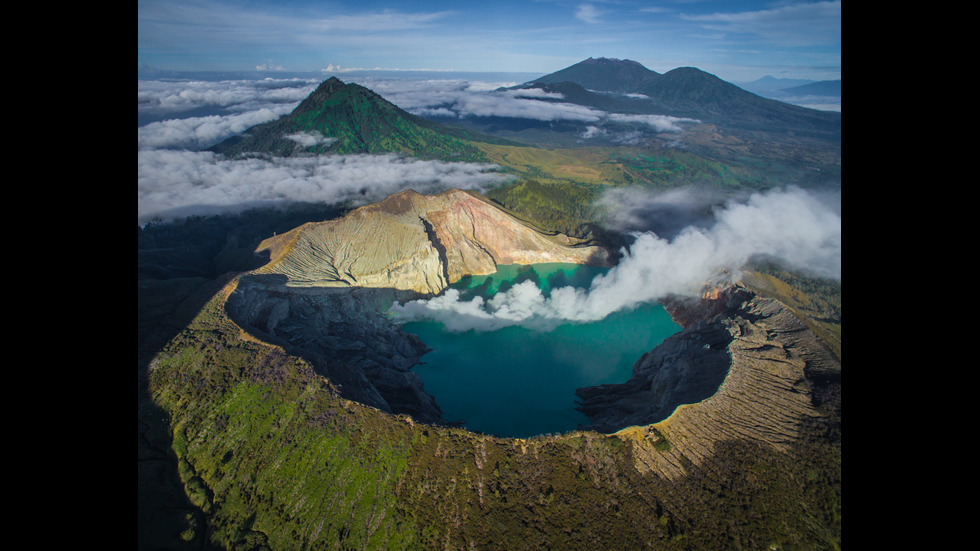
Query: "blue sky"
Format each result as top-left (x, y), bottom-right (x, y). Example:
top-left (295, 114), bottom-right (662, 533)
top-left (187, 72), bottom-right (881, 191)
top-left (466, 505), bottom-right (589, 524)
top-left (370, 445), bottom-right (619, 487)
top-left (138, 0), bottom-right (841, 82)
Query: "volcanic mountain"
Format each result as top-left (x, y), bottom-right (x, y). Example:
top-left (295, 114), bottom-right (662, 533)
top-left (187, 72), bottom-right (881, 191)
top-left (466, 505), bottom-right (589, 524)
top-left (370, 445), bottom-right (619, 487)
top-left (516, 57), bottom-right (841, 138)
top-left (210, 77), bottom-right (496, 161)
top-left (529, 56), bottom-right (660, 93)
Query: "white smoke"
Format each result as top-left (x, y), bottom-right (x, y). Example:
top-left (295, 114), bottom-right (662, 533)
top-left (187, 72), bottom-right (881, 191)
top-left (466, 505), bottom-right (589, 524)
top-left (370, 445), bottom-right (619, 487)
top-left (390, 186), bottom-right (841, 332)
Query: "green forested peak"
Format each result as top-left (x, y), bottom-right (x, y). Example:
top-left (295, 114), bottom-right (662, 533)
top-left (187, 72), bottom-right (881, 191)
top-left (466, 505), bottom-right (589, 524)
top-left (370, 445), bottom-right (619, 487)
top-left (210, 76), bottom-right (488, 161)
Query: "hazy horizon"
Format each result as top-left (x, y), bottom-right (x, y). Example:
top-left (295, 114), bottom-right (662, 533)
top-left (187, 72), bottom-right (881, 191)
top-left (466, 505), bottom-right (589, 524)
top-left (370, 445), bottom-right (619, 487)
top-left (138, 1), bottom-right (841, 84)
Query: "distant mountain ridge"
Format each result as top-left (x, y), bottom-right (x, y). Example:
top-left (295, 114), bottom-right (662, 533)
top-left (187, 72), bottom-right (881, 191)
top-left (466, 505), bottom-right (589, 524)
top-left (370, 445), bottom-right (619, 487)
top-left (740, 76), bottom-right (841, 97)
top-left (516, 58), bottom-right (840, 138)
top-left (739, 75), bottom-right (817, 92)
top-left (780, 80), bottom-right (841, 97)
top-left (530, 57), bottom-right (660, 93)
top-left (210, 77), bottom-right (495, 161)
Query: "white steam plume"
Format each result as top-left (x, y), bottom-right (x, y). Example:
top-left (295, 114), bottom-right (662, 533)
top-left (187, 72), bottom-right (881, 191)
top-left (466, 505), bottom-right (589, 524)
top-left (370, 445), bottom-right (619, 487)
top-left (390, 187), bottom-right (841, 332)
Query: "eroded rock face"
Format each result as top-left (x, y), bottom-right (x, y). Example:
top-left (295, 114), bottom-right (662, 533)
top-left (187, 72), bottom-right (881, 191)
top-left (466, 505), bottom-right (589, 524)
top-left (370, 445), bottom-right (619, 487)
top-left (225, 189), bottom-right (610, 425)
top-left (575, 316), bottom-right (734, 433)
top-left (576, 283), bottom-right (841, 480)
top-left (226, 275), bottom-right (445, 424)
top-left (255, 189), bottom-right (607, 295)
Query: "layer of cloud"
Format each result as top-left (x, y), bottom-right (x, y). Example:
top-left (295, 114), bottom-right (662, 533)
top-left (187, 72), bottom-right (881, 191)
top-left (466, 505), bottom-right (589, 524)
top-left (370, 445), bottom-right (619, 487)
top-left (138, 77), bottom-right (317, 122)
top-left (137, 108), bottom-right (290, 151)
top-left (138, 78), bottom-right (518, 224)
top-left (682, 1), bottom-right (841, 47)
top-left (138, 150), bottom-right (507, 224)
top-left (390, 187), bottom-right (841, 332)
top-left (360, 76), bottom-right (698, 129)
top-left (139, 76), bottom-right (698, 158)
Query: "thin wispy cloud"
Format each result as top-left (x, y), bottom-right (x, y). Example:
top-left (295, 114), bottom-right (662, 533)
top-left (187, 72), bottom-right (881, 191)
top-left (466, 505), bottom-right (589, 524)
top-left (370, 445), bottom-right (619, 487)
top-left (306, 10), bottom-right (456, 32)
top-left (682, 1), bottom-right (841, 47)
top-left (575, 4), bottom-right (603, 24)
top-left (360, 76), bottom-right (698, 128)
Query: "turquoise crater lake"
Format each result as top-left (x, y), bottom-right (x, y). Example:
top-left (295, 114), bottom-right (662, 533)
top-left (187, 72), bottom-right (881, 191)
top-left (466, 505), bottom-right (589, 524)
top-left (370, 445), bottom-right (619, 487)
top-left (400, 263), bottom-right (681, 438)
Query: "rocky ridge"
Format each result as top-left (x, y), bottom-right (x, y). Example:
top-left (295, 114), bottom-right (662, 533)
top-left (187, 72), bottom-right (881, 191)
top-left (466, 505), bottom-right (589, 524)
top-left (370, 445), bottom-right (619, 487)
top-left (255, 189), bottom-right (607, 295)
top-left (578, 283), bottom-right (841, 480)
top-left (225, 189), bottom-right (609, 423)
top-left (226, 278), bottom-right (445, 423)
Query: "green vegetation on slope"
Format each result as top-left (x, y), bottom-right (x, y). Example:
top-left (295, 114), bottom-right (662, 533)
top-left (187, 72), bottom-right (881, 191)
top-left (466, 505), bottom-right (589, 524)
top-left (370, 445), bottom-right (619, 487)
top-left (610, 149), bottom-right (748, 189)
top-left (474, 141), bottom-right (782, 239)
top-left (150, 291), bottom-right (419, 549)
top-left (211, 78), bottom-right (489, 163)
top-left (145, 278), bottom-right (840, 550)
top-left (742, 263), bottom-right (842, 361)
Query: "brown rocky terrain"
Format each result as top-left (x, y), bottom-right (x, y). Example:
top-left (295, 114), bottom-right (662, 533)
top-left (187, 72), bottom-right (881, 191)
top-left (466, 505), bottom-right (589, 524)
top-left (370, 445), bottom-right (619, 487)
top-left (254, 188), bottom-right (608, 295)
top-left (225, 189), bottom-right (610, 424)
top-left (578, 283), bottom-right (841, 482)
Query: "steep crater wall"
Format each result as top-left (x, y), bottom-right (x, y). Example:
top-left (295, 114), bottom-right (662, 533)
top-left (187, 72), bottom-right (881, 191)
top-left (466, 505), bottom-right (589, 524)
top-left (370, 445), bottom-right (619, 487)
top-left (223, 188), bottom-right (612, 428)
top-left (255, 188), bottom-right (608, 295)
top-left (226, 274), bottom-right (446, 424)
top-left (577, 284), bottom-right (841, 480)
top-left (228, 189), bottom-right (839, 451)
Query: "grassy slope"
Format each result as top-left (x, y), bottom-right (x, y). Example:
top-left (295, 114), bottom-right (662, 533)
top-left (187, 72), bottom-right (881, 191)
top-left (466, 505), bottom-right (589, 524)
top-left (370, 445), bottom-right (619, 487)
top-left (473, 139), bottom-right (791, 239)
top-left (148, 279), bottom-right (840, 550)
top-left (742, 266), bottom-right (842, 361)
top-left (212, 80), bottom-right (491, 164)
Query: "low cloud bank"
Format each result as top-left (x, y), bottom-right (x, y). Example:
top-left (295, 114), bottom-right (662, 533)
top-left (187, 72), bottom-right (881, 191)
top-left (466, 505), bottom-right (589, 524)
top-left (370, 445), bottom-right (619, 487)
top-left (138, 150), bottom-right (507, 224)
top-left (390, 187), bottom-right (841, 332)
top-left (138, 77), bottom-right (317, 122)
top-left (141, 76), bottom-right (695, 225)
top-left (137, 107), bottom-right (290, 151)
top-left (138, 78), bottom-right (510, 224)
top-left (361, 77), bottom-right (697, 129)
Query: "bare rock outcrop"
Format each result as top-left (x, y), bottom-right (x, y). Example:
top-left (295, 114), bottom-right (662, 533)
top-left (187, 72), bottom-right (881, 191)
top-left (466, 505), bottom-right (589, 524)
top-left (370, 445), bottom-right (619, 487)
top-left (226, 189), bottom-right (608, 424)
top-left (226, 275), bottom-right (445, 424)
top-left (255, 189), bottom-right (607, 295)
top-left (577, 283), bottom-right (841, 481)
